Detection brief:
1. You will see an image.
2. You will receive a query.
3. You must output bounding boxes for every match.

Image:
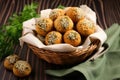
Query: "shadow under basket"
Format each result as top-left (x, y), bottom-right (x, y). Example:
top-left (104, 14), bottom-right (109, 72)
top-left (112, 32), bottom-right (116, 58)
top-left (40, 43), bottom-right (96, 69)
top-left (28, 39), bottom-right (100, 65)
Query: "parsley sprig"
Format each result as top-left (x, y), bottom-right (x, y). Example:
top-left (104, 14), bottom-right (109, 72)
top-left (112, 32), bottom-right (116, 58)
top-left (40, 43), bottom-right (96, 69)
top-left (57, 5), bottom-right (65, 9)
top-left (0, 3), bottom-right (39, 60)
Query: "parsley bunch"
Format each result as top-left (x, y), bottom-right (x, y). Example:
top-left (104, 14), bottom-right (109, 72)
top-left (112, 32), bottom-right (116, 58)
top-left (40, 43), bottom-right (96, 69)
top-left (0, 2), bottom-right (39, 60)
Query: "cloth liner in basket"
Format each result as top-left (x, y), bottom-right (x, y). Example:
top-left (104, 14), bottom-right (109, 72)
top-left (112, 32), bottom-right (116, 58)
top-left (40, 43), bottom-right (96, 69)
top-left (19, 5), bottom-right (107, 65)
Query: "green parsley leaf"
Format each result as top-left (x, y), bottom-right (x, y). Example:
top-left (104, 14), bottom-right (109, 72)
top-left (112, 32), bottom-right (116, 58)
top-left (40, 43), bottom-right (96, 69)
top-left (0, 2), bottom-right (39, 60)
top-left (57, 5), bottom-right (65, 9)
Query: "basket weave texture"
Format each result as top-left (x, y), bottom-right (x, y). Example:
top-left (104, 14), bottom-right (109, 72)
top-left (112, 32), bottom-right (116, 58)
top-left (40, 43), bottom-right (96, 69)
top-left (28, 39), bottom-right (99, 65)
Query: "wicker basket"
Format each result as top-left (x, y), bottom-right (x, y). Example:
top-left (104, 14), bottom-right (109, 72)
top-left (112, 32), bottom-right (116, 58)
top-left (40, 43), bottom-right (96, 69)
top-left (27, 39), bottom-right (100, 65)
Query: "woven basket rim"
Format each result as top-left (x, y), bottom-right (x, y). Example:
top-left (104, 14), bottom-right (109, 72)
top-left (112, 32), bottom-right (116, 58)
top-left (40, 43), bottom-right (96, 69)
top-left (27, 39), bottom-right (100, 64)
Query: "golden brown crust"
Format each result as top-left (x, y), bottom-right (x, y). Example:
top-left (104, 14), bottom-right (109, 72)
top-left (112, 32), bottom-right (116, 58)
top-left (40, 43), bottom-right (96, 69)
top-left (54, 16), bottom-right (74, 33)
top-left (63, 30), bottom-right (81, 46)
top-left (4, 54), bottom-right (20, 70)
top-left (35, 7), bottom-right (96, 47)
top-left (49, 9), bottom-right (65, 20)
top-left (76, 18), bottom-right (95, 36)
top-left (65, 7), bottom-right (85, 23)
top-left (36, 18), bottom-right (53, 36)
top-left (13, 60), bottom-right (32, 77)
top-left (45, 31), bottom-right (62, 45)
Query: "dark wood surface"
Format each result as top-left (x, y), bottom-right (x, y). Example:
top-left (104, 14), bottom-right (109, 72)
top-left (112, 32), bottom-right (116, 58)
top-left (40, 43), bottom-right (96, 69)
top-left (0, 0), bottom-right (120, 80)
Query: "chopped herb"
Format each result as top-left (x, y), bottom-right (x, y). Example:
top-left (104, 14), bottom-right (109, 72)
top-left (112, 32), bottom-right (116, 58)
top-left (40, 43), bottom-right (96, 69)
top-left (74, 7), bottom-right (84, 20)
top-left (6, 55), bottom-right (19, 64)
top-left (60, 17), bottom-right (69, 29)
top-left (48, 32), bottom-right (57, 45)
top-left (81, 19), bottom-right (94, 29)
top-left (49, 10), bottom-right (57, 18)
top-left (67, 31), bottom-right (77, 40)
top-left (38, 19), bottom-right (47, 31)
top-left (15, 61), bottom-right (29, 73)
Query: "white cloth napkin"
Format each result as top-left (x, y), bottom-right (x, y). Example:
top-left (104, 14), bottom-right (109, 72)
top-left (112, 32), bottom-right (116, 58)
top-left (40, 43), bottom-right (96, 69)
top-left (19, 5), bottom-right (107, 52)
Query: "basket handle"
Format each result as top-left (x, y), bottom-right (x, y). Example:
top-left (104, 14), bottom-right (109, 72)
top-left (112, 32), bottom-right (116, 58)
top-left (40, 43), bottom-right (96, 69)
top-left (88, 39), bottom-right (107, 61)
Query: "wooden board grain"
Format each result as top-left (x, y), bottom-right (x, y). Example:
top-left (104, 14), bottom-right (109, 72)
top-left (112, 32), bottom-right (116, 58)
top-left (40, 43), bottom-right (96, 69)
top-left (0, 0), bottom-right (120, 80)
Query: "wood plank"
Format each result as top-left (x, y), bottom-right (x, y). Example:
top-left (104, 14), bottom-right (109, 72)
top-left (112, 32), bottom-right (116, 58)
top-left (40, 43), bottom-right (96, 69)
top-left (0, 0), bottom-right (120, 80)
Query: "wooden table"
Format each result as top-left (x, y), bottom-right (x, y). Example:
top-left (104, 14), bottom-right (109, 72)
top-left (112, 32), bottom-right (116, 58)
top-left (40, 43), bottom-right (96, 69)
top-left (0, 0), bottom-right (120, 80)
